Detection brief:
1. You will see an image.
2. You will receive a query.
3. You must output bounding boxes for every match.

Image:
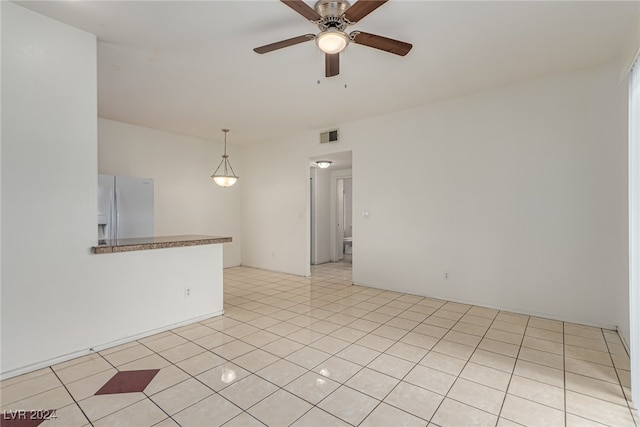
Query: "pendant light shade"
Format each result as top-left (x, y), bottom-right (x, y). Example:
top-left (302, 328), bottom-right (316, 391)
top-left (211, 129), bottom-right (239, 187)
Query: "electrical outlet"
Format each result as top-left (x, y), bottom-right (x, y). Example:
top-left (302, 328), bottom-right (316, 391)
top-left (184, 287), bottom-right (191, 297)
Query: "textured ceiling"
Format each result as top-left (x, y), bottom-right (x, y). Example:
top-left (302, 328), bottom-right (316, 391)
top-left (15, 0), bottom-right (640, 146)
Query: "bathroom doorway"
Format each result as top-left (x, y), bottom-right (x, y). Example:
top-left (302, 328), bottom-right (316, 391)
top-left (309, 151), bottom-right (352, 266)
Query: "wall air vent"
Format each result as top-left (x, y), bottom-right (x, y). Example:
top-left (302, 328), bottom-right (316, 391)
top-left (320, 129), bottom-right (339, 144)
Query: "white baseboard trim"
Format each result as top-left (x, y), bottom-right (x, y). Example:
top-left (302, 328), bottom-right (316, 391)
top-left (0, 310), bottom-right (224, 381)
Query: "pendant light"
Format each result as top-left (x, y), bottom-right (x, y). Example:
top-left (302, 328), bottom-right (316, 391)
top-left (211, 129), bottom-right (239, 187)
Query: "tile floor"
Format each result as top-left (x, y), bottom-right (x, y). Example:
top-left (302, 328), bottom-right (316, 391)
top-left (1, 261), bottom-right (639, 427)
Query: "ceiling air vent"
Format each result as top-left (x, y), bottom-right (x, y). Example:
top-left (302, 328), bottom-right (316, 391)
top-left (320, 129), bottom-right (339, 144)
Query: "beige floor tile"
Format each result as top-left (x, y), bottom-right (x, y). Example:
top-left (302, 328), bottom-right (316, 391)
top-left (565, 345), bottom-right (613, 366)
top-left (384, 342), bottom-right (429, 363)
top-left (361, 402), bottom-right (428, 427)
top-left (432, 397), bottom-right (498, 427)
top-left (477, 338), bottom-right (520, 358)
top-left (431, 340), bottom-right (475, 361)
top-left (285, 371), bottom-right (341, 404)
top-left (443, 330), bottom-right (482, 347)
top-left (3, 386), bottom-right (75, 416)
top-left (144, 365), bottom-right (191, 396)
top-left (172, 394), bottom-right (241, 427)
top-left (158, 342), bottom-right (205, 364)
top-left (336, 344), bottom-right (381, 366)
top-left (459, 314), bottom-right (494, 327)
top-left (383, 381), bottom-right (443, 421)
top-left (496, 417), bottom-right (526, 427)
top-left (565, 413), bottom-right (609, 427)
top-left (211, 340), bottom-right (256, 360)
top-left (564, 323), bottom-right (603, 340)
top-left (404, 364), bottom-right (456, 395)
top-left (470, 349), bottom-right (516, 373)
top-left (447, 378), bottom-right (505, 415)
top-left (345, 368), bottom-right (399, 400)
top-left (513, 359), bottom-right (564, 388)
top-left (64, 368), bottom-right (118, 401)
top-left (93, 398), bottom-right (167, 427)
top-left (500, 394), bottom-right (564, 426)
top-left (52, 353), bottom-right (105, 372)
top-left (452, 321), bottom-right (490, 337)
top-left (192, 331), bottom-right (236, 349)
top-left (517, 347), bottom-right (563, 370)
top-left (414, 323), bottom-right (449, 339)
top-left (149, 378), bottom-right (213, 415)
top-left (290, 406), bottom-right (351, 427)
top-left (495, 312), bottom-right (528, 326)
top-left (140, 333), bottom-right (188, 353)
top-left (248, 389), bottom-right (313, 426)
top-left (611, 353), bottom-right (631, 370)
top-left (314, 356), bottom-right (362, 383)
top-left (287, 328), bottom-right (325, 345)
top-left (309, 336), bottom-right (351, 354)
top-left (565, 390), bottom-right (634, 426)
top-left (372, 324), bottom-right (408, 340)
top-left (433, 309), bottom-right (465, 321)
top-left (356, 333), bottom-right (396, 352)
top-left (419, 351), bottom-right (466, 376)
top-left (308, 320), bottom-right (343, 334)
top-left (460, 362), bottom-right (511, 391)
top-left (565, 372), bottom-right (627, 406)
top-left (491, 320), bottom-right (526, 335)
top-left (195, 362), bottom-right (250, 392)
top-left (232, 348), bottom-right (279, 372)
top-left (522, 336), bottom-right (563, 355)
top-left (565, 357), bottom-right (618, 383)
top-left (285, 346), bottom-right (332, 369)
top-left (524, 327), bottom-right (563, 343)
top-left (176, 351), bottom-right (225, 376)
top-left (79, 392), bottom-right (146, 422)
top-left (266, 321), bottom-right (302, 336)
top-left (173, 324), bottom-right (217, 341)
top-left (507, 375), bottom-right (564, 410)
top-left (54, 357), bottom-right (113, 384)
top-left (367, 353), bottom-right (416, 379)
top-left (218, 374), bottom-right (278, 410)
top-left (424, 316), bottom-right (457, 329)
top-left (349, 318), bottom-right (384, 333)
top-left (118, 354), bottom-right (172, 371)
top-left (102, 344), bottom-right (155, 367)
top-left (466, 306), bottom-right (499, 320)
top-left (565, 334), bottom-right (608, 352)
top-left (318, 385), bottom-right (379, 425)
top-left (527, 317), bottom-right (563, 333)
top-left (1, 371), bottom-right (64, 406)
top-left (262, 337), bottom-right (305, 357)
top-left (222, 412), bottom-right (265, 427)
top-left (39, 403), bottom-right (89, 427)
top-left (255, 358), bottom-right (307, 387)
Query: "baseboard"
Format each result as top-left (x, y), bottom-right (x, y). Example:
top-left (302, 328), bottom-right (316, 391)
top-left (0, 310), bottom-right (224, 381)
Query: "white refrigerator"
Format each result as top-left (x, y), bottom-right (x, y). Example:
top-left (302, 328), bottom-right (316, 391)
top-left (98, 175), bottom-right (154, 241)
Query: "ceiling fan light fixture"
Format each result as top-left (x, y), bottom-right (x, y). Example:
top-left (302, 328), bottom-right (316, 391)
top-left (211, 129), bottom-right (239, 187)
top-left (316, 29), bottom-right (349, 54)
top-left (316, 160), bottom-right (332, 169)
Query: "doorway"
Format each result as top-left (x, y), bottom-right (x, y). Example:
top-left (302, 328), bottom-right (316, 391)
top-left (309, 151), bottom-right (352, 267)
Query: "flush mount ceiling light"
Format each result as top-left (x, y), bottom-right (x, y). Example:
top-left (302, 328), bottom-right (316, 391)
top-left (316, 29), bottom-right (349, 54)
top-left (316, 160), bottom-right (332, 169)
top-left (211, 129), bottom-right (239, 187)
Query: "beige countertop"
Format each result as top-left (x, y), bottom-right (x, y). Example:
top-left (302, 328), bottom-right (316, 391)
top-left (92, 234), bottom-right (232, 254)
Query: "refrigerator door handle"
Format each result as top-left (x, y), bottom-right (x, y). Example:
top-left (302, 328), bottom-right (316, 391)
top-left (113, 177), bottom-right (118, 240)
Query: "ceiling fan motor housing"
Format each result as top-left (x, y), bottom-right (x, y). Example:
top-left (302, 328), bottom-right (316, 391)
top-left (315, 0), bottom-right (350, 30)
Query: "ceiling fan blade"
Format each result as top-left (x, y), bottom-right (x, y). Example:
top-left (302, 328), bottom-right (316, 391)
top-left (281, 0), bottom-right (322, 21)
top-left (343, 0), bottom-right (388, 23)
top-left (326, 53), bottom-right (340, 77)
top-left (351, 31), bottom-right (412, 56)
top-left (254, 34), bottom-right (315, 54)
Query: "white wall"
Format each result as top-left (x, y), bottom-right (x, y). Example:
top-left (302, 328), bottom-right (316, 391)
top-left (98, 119), bottom-right (241, 267)
top-left (242, 62), bottom-right (629, 334)
top-left (1, 3), bottom-right (225, 378)
top-left (311, 167), bottom-right (331, 264)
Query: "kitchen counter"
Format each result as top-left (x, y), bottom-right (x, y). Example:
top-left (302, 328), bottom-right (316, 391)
top-left (92, 234), bottom-right (232, 254)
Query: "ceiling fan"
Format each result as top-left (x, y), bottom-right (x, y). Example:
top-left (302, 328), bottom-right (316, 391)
top-left (254, 0), bottom-right (412, 78)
